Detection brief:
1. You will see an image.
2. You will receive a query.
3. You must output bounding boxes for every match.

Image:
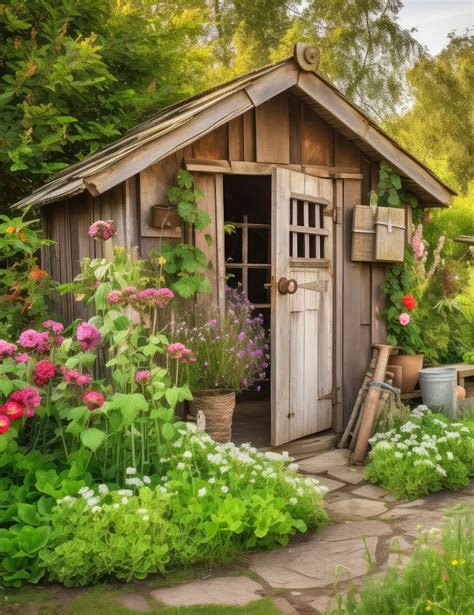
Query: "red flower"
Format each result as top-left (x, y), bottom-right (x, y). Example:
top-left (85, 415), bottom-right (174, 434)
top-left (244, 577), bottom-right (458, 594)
top-left (83, 390), bottom-right (105, 411)
top-left (402, 294), bottom-right (417, 311)
top-left (33, 359), bottom-right (56, 386)
top-left (0, 400), bottom-right (24, 421)
top-left (0, 415), bottom-right (11, 434)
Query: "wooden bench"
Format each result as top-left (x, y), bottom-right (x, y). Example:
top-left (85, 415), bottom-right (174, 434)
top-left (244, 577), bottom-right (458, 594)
top-left (443, 363), bottom-right (474, 389)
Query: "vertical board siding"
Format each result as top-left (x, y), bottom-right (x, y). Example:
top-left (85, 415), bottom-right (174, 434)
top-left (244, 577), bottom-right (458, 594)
top-left (301, 104), bottom-right (332, 166)
top-left (255, 93), bottom-right (290, 163)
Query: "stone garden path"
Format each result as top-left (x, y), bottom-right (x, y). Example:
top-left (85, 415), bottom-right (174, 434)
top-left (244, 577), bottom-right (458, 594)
top-left (121, 449), bottom-right (474, 614)
top-left (7, 449), bottom-right (473, 615)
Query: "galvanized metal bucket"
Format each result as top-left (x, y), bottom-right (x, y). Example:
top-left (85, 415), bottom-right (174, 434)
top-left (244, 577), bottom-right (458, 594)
top-left (419, 367), bottom-right (457, 418)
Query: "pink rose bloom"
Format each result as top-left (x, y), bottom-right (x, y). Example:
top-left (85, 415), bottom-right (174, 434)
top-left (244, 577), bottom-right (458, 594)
top-left (137, 287), bottom-right (174, 308)
top-left (88, 220), bottom-right (117, 241)
top-left (399, 313), bottom-right (411, 326)
top-left (0, 415), bottom-right (10, 434)
top-left (18, 329), bottom-right (49, 353)
top-left (76, 322), bottom-right (101, 351)
top-left (83, 390), bottom-right (105, 411)
top-left (63, 369), bottom-right (91, 386)
top-left (54, 335), bottom-right (64, 346)
top-left (76, 374), bottom-right (92, 386)
top-left (42, 320), bottom-right (64, 334)
top-left (10, 386), bottom-right (41, 417)
top-left (135, 370), bottom-right (151, 383)
top-left (107, 290), bottom-right (122, 304)
top-left (14, 352), bottom-right (30, 364)
top-left (0, 340), bottom-right (17, 359)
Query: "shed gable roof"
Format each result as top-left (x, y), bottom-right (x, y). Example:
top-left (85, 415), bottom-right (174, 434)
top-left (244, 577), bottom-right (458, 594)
top-left (13, 47), bottom-right (455, 209)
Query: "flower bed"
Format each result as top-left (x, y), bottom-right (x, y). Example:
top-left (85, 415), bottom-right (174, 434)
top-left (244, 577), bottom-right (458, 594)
top-left (365, 405), bottom-right (474, 499)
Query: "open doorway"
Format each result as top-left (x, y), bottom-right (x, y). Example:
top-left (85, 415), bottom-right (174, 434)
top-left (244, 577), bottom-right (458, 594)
top-left (223, 174), bottom-right (272, 448)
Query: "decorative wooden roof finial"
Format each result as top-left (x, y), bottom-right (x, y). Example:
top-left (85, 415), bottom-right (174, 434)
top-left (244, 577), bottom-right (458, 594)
top-left (293, 43), bottom-right (320, 72)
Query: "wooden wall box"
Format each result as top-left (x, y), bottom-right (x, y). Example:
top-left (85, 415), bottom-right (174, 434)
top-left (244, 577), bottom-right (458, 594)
top-left (375, 207), bottom-right (406, 262)
top-left (351, 205), bottom-right (375, 261)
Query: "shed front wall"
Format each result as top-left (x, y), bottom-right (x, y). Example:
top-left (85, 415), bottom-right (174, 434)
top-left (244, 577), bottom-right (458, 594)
top-left (42, 91), bottom-right (400, 432)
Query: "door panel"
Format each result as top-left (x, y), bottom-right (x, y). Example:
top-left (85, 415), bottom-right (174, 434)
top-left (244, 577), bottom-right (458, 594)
top-left (271, 168), bottom-right (334, 445)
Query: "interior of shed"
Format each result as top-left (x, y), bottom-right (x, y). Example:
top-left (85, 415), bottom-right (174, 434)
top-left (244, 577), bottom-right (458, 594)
top-left (223, 174), bottom-right (272, 447)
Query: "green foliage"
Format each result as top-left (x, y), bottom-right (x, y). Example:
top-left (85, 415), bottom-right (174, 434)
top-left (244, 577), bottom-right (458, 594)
top-left (0, 1), bottom-right (213, 207)
top-left (158, 170), bottom-right (212, 299)
top-left (0, 448), bottom-right (92, 587)
top-left (370, 161), bottom-right (418, 209)
top-left (39, 425), bottom-right (327, 586)
top-left (365, 406), bottom-right (474, 499)
top-left (328, 507), bottom-right (474, 615)
top-left (387, 32), bottom-right (473, 195)
top-left (381, 251), bottom-right (423, 355)
top-left (0, 214), bottom-right (56, 338)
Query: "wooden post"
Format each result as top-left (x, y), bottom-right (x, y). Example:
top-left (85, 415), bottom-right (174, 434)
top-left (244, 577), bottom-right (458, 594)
top-left (352, 344), bottom-right (396, 464)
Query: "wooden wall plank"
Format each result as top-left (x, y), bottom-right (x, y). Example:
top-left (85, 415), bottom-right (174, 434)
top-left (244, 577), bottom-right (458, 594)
top-left (342, 178), bottom-right (371, 424)
top-left (334, 131), bottom-right (361, 169)
top-left (228, 117), bottom-right (243, 160)
top-left (256, 93), bottom-right (290, 164)
top-left (289, 96), bottom-right (301, 165)
top-left (193, 125), bottom-right (228, 160)
top-left (301, 106), bottom-right (331, 166)
top-left (243, 110), bottom-right (255, 161)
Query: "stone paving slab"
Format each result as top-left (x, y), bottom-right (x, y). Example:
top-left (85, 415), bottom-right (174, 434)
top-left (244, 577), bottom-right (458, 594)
top-left (326, 465), bottom-right (365, 484)
top-left (351, 484), bottom-right (390, 500)
top-left (307, 475), bottom-right (345, 493)
top-left (251, 536), bottom-right (378, 589)
top-left (326, 497), bottom-right (388, 519)
top-left (298, 449), bottom-right (350, 474)
top-left (150, 576), bottom-right (264, 607)
top-left (318, 519), bottom-right (393, 542)
top-left (117, 594), bottom-right (151, 612)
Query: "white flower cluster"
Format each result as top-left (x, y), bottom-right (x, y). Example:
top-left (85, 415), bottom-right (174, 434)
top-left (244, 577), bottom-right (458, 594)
top-left (368, 405), bottom-right (473, 478)
top-left (166, 423), bottom-right (328, 506)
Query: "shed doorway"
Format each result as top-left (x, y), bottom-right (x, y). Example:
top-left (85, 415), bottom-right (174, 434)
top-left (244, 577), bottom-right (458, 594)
top-left (223, 174), bottom-right (272, 447)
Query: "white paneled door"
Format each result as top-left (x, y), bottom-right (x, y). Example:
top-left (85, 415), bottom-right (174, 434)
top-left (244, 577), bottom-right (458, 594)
top-left (271, 168), bottom-right (334, 445)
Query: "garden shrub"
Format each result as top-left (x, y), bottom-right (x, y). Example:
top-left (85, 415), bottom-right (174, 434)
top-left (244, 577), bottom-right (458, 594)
top-left (328, 506), bottom-right (474, 614)
top-left (39, 424), bottom-right (328, 587)
top-left (365, 405), bottom-right (474, 499)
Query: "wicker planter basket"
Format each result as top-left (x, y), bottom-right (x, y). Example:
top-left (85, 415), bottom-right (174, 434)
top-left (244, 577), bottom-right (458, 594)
top-left (189, 391), bottom-right (236, 443)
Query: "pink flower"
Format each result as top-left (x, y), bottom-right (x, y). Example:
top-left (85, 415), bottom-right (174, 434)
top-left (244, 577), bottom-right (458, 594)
top-left (411, 224), bottom-right (425, 259)
top-left (33, 359), bottom-right (56, 386)
top-left (0, 415), bottom-right (10, 434)
top-left (18, 329), bottom-right (49, 353)
top-left (76, 322), bottom-right (101, 351)
top-left (167, 342), bottom-right (192, 360)
top-left (42, 320), bottom-right (64, 334)
top-left (54, 335), bottom-right (64, 346)
top-left (399, 313), bottom-right (411, 326)
top-left (137, 288), bottom-right (174, 308)
top-left (0, 340), bottom-right (17, 359)
top-left (14, 353), bottom-right (30, 364)
top-left (10, 386), bottom-right (41, 417)
top-left (107, 290), bottom-right (122, 304)
top-left (63, 369), bottom-right (91, 386)
top-left (88, 220), bottom-right (117, 241)
top-left (83, 390), bottom-right (105, 411)
top-left (135, 370), bottom-right (151, 383)
top-left (0, 400), bottom-right (24, 421)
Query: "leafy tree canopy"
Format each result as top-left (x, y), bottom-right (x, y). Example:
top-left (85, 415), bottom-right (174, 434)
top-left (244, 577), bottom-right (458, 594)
top-left (0, 0), bottom-right (213, 206)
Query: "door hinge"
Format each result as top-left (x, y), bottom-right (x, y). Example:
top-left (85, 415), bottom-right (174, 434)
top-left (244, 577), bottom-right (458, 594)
top-left (287, 412), bottom-right (295, 419)
top-left (319, 388), bottom-right (337, 402)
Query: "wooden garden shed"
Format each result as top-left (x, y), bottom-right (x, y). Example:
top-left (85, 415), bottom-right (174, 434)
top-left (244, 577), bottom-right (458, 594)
top-left (14, 44), bottom-right (455, 447)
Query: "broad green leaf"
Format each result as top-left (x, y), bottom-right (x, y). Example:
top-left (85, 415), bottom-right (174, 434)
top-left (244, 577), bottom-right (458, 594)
top-left (17, 526), bottom-right (50, 555)
top-left (80, 428), bottom-right (106, 452)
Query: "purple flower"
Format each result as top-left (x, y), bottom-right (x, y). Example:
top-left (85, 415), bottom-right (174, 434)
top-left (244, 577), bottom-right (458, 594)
top-left (207, 319), bottom-right (218, 327)
top-left (42, 320), bottom-right (64, 334)
top-left (238, 332), bottom-right (246, 341)
top-left (256, 385), bottom-right (262, 392)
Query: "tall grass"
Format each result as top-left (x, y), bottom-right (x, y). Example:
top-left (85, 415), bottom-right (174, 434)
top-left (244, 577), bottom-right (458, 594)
top-left (328, 505), bottom-right (474, 614)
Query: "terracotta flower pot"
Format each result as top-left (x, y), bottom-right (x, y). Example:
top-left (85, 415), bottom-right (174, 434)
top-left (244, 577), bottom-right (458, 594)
top-left (151, 204), bottom-right (181, 229)
top-left (189, 390), bottom-right (236, 443)
top-left (388, 354), bottom-right (424, 393)
top-left (387, 364), bottom-right (403, 391)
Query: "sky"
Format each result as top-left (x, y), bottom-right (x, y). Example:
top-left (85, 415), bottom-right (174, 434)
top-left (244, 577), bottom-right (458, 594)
top-left (398, 0), bottom-right (473, 54)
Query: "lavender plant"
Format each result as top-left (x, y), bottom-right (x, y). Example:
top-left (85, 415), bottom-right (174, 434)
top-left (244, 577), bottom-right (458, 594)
top-left (173, 286), bottom-right (269, 393)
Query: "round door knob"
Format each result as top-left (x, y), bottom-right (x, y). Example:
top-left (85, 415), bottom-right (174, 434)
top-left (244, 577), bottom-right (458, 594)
top-left (278, 277), bottom-right (298, 295)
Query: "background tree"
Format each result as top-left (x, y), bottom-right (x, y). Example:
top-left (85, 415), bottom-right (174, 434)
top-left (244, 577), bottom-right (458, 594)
top-left (0, 0), bottom-right (212, 207)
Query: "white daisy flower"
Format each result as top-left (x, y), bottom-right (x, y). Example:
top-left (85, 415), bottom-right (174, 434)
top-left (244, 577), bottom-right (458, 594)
top-left (197, 487), bottom-right (207, 497)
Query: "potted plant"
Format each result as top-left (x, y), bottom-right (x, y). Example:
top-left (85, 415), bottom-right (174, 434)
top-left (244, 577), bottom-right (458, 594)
top-left (172, 287), bottom-right (269, 442)
top-left (382, 224), bottom-right (446, 393)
